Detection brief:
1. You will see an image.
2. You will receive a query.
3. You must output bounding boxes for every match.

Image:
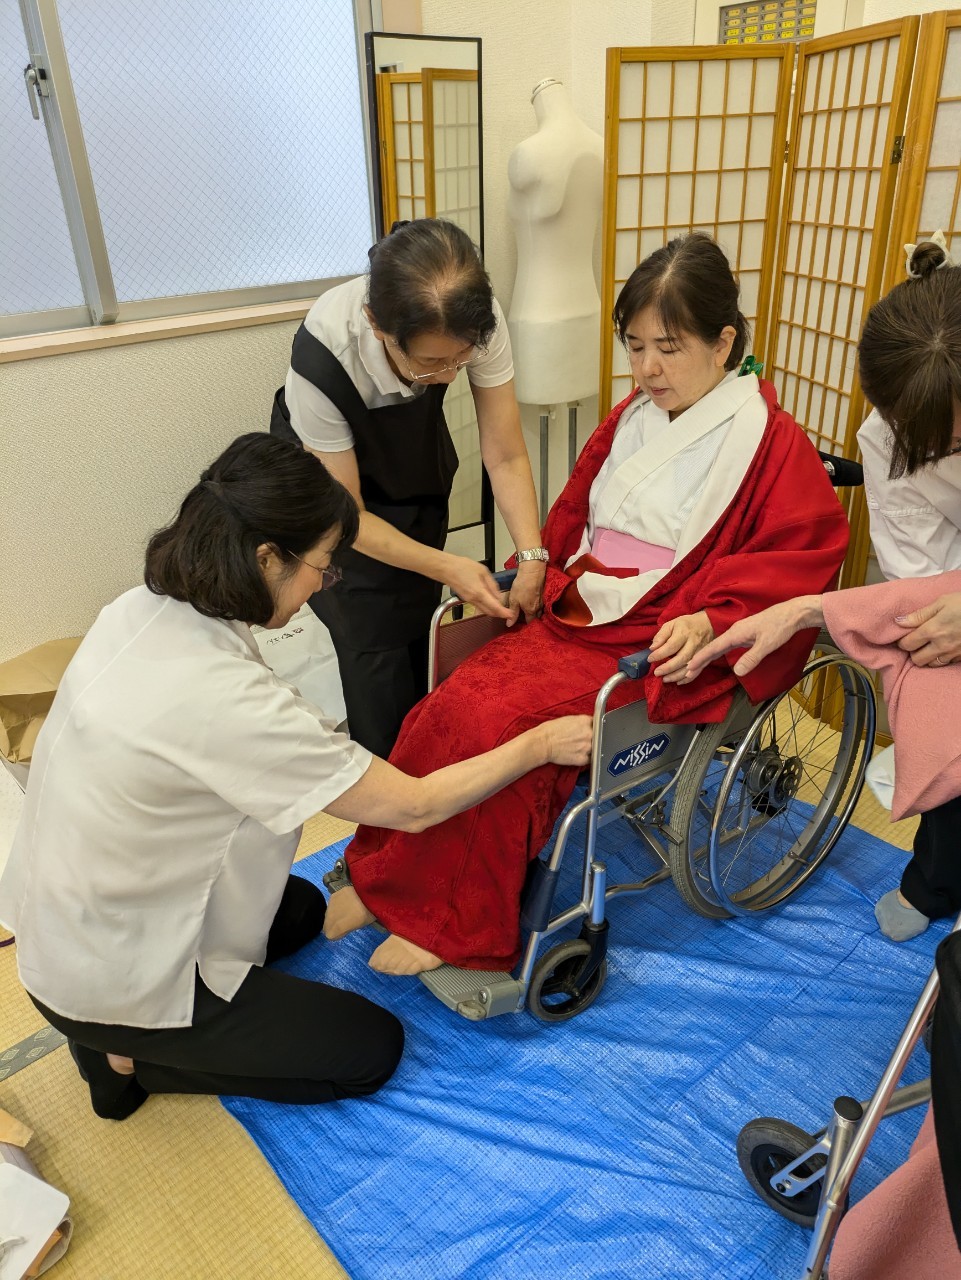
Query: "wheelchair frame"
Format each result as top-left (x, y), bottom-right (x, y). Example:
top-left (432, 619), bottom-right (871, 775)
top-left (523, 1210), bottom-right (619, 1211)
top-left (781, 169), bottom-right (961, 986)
top-left (737, 909), bottom-right (961, 1279)
top-left (401, 573), bottom-right (878, 1023)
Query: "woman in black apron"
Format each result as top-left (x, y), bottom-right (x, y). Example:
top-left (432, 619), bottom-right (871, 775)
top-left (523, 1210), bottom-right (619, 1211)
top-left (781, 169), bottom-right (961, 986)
top-left (271, 219), bottom-right (545, 757)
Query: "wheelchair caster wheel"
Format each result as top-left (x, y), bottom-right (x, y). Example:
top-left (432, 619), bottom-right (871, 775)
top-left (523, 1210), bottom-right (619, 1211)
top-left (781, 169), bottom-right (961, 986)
top-left (527, 938), bottom-right (607, 1023)
top-left (737, 1117), bottom-right (827, 1228)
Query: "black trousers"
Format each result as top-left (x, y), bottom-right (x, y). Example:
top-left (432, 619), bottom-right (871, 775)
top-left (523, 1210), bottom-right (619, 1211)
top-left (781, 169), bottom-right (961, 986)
top-left (33, 875), bottom-right (404, 1109)
top-left (325, 625), bottom-right (430, 759)
top-left (901, 794), bottom-right (961, 919)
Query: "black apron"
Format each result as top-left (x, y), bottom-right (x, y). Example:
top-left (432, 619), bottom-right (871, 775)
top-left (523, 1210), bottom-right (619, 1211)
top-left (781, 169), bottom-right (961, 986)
top-left (270, 323), bottom-right (458, 652)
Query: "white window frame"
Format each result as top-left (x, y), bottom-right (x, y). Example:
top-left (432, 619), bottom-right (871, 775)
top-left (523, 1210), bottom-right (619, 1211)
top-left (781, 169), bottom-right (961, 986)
top-left (7, 0), bottom-right (377, 340)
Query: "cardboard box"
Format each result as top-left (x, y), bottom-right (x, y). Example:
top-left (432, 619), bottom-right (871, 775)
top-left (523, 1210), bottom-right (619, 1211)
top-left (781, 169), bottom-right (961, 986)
top-left (0, 641), bottom-right (82, 765)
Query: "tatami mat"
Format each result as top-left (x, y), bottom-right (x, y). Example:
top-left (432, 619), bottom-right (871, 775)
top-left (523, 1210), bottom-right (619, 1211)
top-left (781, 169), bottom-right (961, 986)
top-left (0, 734), bottom-right (917, 1279)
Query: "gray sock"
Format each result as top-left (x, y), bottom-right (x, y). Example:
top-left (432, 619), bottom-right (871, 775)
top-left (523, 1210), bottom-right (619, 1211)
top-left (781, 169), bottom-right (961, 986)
top-left (875, 889), bottom-right (930, 942)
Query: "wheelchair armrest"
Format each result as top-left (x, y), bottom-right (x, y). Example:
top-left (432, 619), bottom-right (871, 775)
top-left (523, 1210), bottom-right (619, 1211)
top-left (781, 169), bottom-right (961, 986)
top-left (618, 649), bottom-right (651, 679)
top-left (493, 569), bottom-right (517, 590)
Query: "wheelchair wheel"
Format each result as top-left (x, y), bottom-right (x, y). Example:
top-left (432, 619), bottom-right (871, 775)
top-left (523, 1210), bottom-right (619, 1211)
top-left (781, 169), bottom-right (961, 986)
top-left (527, 939), bottom-right (607, 1023)
top-left (737, 1117), bottom-right (826, 1228)
top-left (669, 654), bottom-right (875, 917)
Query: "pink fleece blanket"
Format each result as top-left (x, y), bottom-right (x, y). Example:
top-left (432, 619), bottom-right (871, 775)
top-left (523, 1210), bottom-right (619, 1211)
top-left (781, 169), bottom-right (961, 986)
top-left (822, 570), bottom-right (961, 821)
top-left (830, 1106), bottom-right (961, 1280)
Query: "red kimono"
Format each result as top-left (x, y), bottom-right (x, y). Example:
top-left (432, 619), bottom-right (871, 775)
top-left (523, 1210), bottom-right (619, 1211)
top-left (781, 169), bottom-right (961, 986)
top-left (345, 382), bottom-right (850, 970)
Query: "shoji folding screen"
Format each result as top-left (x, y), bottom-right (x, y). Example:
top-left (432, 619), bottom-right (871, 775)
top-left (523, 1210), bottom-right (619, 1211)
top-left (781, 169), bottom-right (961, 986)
top-left (767, 20), bottom-right (917, 465)
top-left (423, 70), bottom-right (481, 243)
top-left (600, 45), bottom-right (794, 414)
top-left (886, 11), bottom-right (961, 292)
top-left (376, 73), bottom-right (427, 224)
top-left (375, 69), bottom-right (480, 235)
top-left (601, 13), bottom-right (959, 596)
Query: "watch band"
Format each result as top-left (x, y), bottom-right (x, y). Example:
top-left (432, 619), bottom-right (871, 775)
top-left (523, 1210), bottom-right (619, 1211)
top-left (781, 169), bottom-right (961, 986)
top-left (517, 546), bottom-right (550, 563)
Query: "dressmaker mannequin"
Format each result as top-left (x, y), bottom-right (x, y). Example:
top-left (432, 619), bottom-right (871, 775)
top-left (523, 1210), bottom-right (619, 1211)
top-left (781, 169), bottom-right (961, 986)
top-left (507, 79), bottom-right (604, 406)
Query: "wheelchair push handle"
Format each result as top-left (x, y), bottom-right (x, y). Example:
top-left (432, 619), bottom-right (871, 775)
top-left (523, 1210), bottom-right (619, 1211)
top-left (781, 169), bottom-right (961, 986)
top-left (817, 451), bottom-right (864, 488)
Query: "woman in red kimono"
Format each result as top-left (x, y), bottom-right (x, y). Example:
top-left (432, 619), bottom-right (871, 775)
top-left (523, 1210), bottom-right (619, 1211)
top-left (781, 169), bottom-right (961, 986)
top-left (325, 232), bottom-right (850, 975)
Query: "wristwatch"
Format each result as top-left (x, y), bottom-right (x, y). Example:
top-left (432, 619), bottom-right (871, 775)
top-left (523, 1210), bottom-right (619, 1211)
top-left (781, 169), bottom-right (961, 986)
top-left (517, 546), bottom-right (549, 563)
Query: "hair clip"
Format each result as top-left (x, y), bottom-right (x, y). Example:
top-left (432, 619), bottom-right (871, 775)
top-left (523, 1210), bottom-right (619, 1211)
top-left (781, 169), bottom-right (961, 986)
top-left (904, 229), bottom-right (956, 278)
top-left (738, 355), bottom-right (764, 378)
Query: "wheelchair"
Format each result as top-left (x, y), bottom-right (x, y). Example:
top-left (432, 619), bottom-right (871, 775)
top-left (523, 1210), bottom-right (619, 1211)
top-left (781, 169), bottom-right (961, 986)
top-left (736, 910), bottom-right (960, 1279)
top-left (325, 453), bottom-right (875, 1024)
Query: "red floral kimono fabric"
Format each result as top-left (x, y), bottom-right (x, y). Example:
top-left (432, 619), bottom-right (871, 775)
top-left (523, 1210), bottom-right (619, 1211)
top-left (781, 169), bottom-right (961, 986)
top-left (345, 382), bottom-right (850, 971)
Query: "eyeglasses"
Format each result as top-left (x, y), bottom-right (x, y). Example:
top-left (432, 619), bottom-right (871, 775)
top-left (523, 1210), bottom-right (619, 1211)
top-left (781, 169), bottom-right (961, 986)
top-left (292, 553), bottom-right (343, 591)
top-left (386, 337), bottom-right (472, 382)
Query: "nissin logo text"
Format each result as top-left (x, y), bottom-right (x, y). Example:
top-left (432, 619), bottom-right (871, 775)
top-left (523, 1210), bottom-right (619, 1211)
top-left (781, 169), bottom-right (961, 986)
top-left (607, 734), bottom-right (671, 777)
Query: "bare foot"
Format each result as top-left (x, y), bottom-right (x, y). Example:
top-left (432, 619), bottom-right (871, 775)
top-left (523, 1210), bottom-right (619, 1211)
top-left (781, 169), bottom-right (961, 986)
top-left (368, 934), bottom-right (444, 976)
top-left (107, 1054), bottom-right (135, 1075)
top-left (323, 886), bottom-right (375, 941)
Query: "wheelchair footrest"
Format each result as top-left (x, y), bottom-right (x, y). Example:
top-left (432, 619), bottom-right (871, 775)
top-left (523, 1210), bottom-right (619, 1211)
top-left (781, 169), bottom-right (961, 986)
top-left (418, 965), bottom-right (523, 1021)
top-left (322, 858), bottom-right (388, 933)
top-left (322, 856), bottom-right (351, 895)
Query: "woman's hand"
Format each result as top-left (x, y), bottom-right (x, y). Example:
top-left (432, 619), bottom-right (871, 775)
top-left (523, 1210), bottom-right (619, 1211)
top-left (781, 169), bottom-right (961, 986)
top-left (683, 595), bottom-right (825, 682)
top-left (536, 715), bottom-right (594, 767)
top-left (508, 560), bottom-right (546, 624)
top-left (446, 556), bottom-right (514, 620)
top-left (648, 612), bottom-right (715, 683)
top-left (897, 592), bottom-right (961, 667)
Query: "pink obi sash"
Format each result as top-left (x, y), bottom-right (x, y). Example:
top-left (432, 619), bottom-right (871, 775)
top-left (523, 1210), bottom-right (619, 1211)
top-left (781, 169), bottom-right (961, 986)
top-left (590, 527), bottom-right (675, 572)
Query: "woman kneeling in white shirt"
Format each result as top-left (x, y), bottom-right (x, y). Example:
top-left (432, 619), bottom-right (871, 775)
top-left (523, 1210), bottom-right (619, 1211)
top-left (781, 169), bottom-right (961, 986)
top-left (0, 434), bottom-right (590, 1120)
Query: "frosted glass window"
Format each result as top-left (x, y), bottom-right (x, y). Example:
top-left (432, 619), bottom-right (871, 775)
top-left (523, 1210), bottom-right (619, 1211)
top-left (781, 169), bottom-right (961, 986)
top-left (54, 0), bottom-right (372, 302)
top-left (0, 0), bottom-right (84, 316)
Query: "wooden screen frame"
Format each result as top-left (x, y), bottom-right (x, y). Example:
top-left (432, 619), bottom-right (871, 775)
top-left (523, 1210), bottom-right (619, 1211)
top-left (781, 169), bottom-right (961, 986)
top-left (764, 17), bottom-right (919, 597)
top-left (598, 43), bottom-right (795, 417)
top-left (883, 10), bottom-right (961, 295)
top-left (375, 71), bottom-right (425, 229)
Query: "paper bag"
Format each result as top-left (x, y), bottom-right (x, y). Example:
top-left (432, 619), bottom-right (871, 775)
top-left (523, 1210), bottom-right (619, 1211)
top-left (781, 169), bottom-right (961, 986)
top-left (253, 604), bottom-right (346, 726)
top-left (0, 1109), bottom-right (72, 1278)
top-left (0, 641), bottom-right (82, 765)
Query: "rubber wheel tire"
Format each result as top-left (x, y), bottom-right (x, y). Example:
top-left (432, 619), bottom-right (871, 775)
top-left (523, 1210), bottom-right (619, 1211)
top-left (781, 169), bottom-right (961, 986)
top-left (527, 938), bottom-right (608, 1023)
top-left (737, 1117), bottom-right (826, 1227)
top-left (668, 711), bottom-right (743, 920)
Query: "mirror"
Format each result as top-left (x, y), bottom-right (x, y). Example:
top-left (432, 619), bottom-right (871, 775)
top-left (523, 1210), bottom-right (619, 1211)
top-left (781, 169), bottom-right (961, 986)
top-left (365, 33), bottom-right (488, 551)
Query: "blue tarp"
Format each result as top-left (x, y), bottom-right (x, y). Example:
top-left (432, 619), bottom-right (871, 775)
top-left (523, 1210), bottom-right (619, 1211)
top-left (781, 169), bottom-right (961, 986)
top-left (223, 812), bottom-right (944, 1280)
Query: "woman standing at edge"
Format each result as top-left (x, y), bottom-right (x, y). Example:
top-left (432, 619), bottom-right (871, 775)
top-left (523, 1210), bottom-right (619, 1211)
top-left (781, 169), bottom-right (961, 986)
top-left (271, 218), bottom-right (545, 757)
top-left (686, 234), bottom-right (961, 944)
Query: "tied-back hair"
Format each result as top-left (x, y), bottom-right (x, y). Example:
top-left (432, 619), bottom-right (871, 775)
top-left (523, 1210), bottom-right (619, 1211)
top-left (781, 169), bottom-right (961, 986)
top-left (858, 240), bottom-right (961, 478)
top-left (367, 218), bottom-right (497, 352)
top-left (145, 433), bottom-right (359, 625)
top-left (612, 232), bottom-right (750, 371)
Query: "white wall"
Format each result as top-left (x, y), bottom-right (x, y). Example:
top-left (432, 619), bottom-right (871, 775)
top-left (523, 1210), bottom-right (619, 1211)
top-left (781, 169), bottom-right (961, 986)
top-left (0, 323), bottom-right (296, 661)
top-left (862, 0), bottom-right (948, 18)
top-left (371, 35), bottom-right (478, 72)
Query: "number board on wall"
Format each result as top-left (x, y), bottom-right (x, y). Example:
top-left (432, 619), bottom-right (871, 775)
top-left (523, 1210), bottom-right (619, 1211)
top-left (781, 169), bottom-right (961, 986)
top-left (720, 2), bottom-right (816, 45)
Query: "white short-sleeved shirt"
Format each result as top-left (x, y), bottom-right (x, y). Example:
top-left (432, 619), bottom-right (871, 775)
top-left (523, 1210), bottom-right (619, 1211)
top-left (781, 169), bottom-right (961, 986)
top-left (858, 408), bottom-right (961, 580)
top-left (0, 587), bottom-right (372, 1029)
top-left (284, 274), bottom-right (514, 453)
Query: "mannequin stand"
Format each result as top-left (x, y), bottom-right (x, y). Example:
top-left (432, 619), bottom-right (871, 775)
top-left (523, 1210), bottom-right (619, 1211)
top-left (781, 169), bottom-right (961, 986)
top-left (536, 403), bottom-right (580, 524)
